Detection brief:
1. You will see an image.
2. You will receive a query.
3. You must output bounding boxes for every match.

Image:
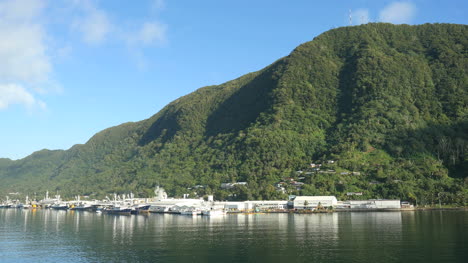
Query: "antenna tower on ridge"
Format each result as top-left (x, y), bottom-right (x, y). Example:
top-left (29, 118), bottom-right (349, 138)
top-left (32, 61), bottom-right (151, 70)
top-left (349, 9), bottom-right (352, 25)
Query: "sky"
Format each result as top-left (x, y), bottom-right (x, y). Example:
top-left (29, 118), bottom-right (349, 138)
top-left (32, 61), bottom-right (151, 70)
top-left (0, 0), bottom-right (467, 160)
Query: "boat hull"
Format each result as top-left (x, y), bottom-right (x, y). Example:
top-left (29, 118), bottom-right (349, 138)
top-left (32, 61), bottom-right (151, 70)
top-left (51, 206), bottom-right (68, 210)
top-left (131, 205), bottom-right (151, 214)
top-left (180, 211), bottom-right (200, 216)
top-left (202, 210), bottom-right (227, 216)
top-left (105, 208), bottom-right (132, 215)
top-left (71, 206), bottom-right (94, 211)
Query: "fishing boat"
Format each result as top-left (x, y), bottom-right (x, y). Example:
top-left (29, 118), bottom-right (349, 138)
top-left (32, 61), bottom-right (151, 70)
top-left (22, 196), bottom-right (31, 209)
top-left (51, 202), bottom-right (69, 210)
top-left (0, 196), bottom-right (12, 208)
top-left (105, 205), bottom-right (132, 215)
top-left (131, 204), bottom-right (151, 214)
top-left (71, 203), bottom-right (94, 211)
top-left (10, 203), bottom-right (23, 209)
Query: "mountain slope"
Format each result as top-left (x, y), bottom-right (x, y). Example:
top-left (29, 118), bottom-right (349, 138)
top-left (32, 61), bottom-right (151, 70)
top-left (0, 23), bottom-right (466, 204)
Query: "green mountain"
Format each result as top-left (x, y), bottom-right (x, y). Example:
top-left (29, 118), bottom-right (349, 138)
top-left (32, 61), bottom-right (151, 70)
top-left (1, 23), bottom-right (466, 205)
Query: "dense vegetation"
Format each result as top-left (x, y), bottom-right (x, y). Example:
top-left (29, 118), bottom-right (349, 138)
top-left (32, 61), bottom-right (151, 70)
top-left (0, 23), bottom-right (466, 205)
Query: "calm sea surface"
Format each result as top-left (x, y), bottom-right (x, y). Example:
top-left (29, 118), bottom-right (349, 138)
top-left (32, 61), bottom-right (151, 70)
top-left (0, 209), bottom-right (466, 262)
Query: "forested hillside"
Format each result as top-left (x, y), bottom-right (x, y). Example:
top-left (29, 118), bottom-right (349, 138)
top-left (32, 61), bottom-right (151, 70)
top-left (1, 23), bottom-right (466, 205)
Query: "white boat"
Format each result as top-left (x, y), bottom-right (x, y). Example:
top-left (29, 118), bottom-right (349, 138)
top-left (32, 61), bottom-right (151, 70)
top-left (180, 209), bottom-right (201, 216)
top-left (202, 209), bottom-right (227, 216)
top-left (22, 196), bottom-right (31, 209)
top-left (10, 203), bottom-right (23, 209)
top-left (51, 202), bottom-right (69, 210)
top-left (71, 203), bottom-right (93, 211)
top-left (0, 196), bottom-right (12, 208)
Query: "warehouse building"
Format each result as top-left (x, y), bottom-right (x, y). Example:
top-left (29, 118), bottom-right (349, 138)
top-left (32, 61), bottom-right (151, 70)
top-left (337, 199), bottom-right (401, 209)
top-left (293, 196), bottom-right (338, 209)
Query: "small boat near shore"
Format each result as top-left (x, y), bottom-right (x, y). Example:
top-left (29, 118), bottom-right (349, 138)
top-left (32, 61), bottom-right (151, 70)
top-left (202, 209), bottom-right (227, 216)
top-left (0, 196), bottom-right (13, 208)
top-left (180, 208), bottom-right (202, 216)
top-left (10, 203), bottom-right (23, 209)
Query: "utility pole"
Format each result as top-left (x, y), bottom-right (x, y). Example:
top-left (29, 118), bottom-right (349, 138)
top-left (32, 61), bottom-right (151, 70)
top-left (438, 192), bottom-right (442, 208)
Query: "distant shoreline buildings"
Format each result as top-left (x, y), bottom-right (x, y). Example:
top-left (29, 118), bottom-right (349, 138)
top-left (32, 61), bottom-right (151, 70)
top-left (1, 186), bottom-right (407, 214)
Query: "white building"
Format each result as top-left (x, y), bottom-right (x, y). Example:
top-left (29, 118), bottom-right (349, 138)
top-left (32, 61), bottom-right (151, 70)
top-left (222, 200), bottom-right (288, 212)
top-left (224, 201), bottom-right (251, 212)
top-left (148, 198), bottom-right (205, 213)
top-left (293, 196), bottom-right (338, 209)
top-left (337, 199), bottom-right (401, 209)
top-left (372, 200), bottom-right (401, 209)
top-left (248, 200), bottom-right (288, 210)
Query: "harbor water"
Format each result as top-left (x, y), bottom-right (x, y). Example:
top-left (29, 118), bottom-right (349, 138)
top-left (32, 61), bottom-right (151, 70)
top-left (0, 209), bottom-right (466, 262)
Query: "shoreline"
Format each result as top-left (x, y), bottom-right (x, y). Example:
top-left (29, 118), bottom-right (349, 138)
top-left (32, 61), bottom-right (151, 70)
top-left (1, 207), bottom-right (467, 215)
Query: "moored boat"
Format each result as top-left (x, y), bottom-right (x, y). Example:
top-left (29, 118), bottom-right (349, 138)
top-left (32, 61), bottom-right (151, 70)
top-left (131, 204), bottom-right (151, 214)
top-left (105, 206), bottom-right (132, 215)
top-left (104, 202), bottom-right (132, 215)
top-left (180, 208), bottom-right (202, 216)
top-left (202, 209), bottom-right (227, 216)
top-left (10, 203), bottom-right (23, 209)
top-left (0, 196), bottom-right (13, 208)
top-left (51, 202), bottom-right (69, 210)
top-left (71, 203), bottom-right (94, 211)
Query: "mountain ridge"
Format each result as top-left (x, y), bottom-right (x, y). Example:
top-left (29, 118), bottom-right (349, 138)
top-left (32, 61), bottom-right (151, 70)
top-left (1, 23), bottom-right (466, 204)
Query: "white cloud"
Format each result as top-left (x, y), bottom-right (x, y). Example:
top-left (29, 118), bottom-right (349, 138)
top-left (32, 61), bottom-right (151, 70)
top-left (0, 22), bottom-right (51, 86)
top-left (352, 9), bottom-right (370, 25)
top-left (70, 1), bottom-right (167, 52)
top-left (151, 0), bottom-right (165, 12)
top-left (0, 0), bottom-right (44, 21)
top-left (125, 21), bottom-right (168, 69)
top-left (0, 84), bottom-right (46, 111)
top-left (129, 22), bottom-right (167, 46)
top-left (71, 0), bottom-right (111, 45)
top-left (0, 0), bottom-right (55, 111)
top-left (379, 2), bottom-right (416, 24)
top-left (0, 0), bottom-right (169, 113)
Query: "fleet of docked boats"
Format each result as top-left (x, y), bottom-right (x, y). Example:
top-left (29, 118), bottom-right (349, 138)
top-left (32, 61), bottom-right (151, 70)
top-left (0, 191), bottom-right (227, 216)
top-left (1, 189), bottom-right (406, 215)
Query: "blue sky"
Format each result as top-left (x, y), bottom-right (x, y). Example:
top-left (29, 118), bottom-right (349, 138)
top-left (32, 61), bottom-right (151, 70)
top-left (0, 0), bottom-right (467, 160)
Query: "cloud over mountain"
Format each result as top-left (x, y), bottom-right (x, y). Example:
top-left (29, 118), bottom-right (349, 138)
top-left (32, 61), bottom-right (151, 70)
top-left (379, 2), bottom-right (416, 24)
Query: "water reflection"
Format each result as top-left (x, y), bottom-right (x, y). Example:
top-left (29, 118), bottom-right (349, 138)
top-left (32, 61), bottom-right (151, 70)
top-left (347, 211), bottom-right (403, 240)
top-left (0, 209), bottom-right (466, 263)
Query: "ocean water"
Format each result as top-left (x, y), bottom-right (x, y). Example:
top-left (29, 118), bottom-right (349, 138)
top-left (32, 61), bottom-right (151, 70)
top-left (0, 209), bottom-right (466, 262)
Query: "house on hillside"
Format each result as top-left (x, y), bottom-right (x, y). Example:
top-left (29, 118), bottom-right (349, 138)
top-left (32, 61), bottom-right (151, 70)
top-left (221, 182), bottom-right (248, 189)
top-left (346, 192), bottom-right (363, 196)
